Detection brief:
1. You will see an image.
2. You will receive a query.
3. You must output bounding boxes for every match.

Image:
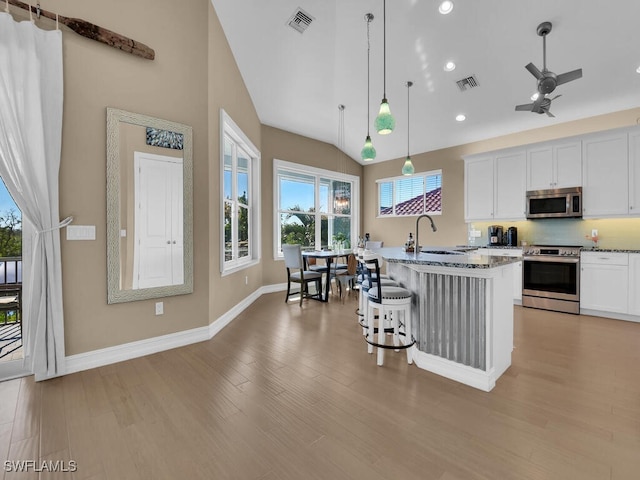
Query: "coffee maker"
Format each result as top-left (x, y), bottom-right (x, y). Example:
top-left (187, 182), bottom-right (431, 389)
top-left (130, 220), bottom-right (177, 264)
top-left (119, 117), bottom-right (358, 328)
top-left (488, 225), bottom-right (504, 246)
top-left (506, 226), bottom-right (518, 247)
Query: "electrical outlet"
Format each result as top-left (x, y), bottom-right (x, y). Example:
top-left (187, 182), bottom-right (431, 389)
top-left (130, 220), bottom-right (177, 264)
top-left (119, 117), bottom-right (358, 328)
top-left (155, 302), bottom-right (163, 315)
top-left (591, 229), bottom-right (598, 238)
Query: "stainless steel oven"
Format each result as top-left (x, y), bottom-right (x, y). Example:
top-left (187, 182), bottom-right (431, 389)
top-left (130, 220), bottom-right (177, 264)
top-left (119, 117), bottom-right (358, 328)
top-left (522, 245), bottom-right (581, 314)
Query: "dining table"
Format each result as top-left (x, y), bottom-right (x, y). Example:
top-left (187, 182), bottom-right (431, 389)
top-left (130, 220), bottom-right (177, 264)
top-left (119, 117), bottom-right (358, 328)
top-left (302, 249), bottom-right (352, 302)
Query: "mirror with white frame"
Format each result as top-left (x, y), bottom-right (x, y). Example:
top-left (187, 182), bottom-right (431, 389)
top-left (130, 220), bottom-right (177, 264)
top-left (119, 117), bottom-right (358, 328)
top-left (106, 108), bottom-right (193, 304)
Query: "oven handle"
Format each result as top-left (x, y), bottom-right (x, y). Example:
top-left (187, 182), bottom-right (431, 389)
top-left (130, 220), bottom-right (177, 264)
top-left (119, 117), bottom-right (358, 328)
top-left (523, 255), bottom-right (579, 264)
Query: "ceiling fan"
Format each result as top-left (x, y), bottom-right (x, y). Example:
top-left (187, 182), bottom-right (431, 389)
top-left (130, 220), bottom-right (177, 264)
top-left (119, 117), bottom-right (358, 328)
top-left (515, 21), bottom-right (582, 115)
top-left (515, 94), bottom-right (562, 117)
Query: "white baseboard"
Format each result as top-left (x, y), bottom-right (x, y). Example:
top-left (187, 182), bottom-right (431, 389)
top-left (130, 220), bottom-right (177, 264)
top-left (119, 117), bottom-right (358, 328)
top-left (66, 284), bottom-right (287, 375)
top-left (412, 349), bottom-right (497, 392)
top-left (579, 308), bottom-right (640, 323)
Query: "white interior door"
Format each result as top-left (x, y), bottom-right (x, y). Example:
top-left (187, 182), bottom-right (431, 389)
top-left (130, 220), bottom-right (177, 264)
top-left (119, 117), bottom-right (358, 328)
top-left (133, 152), bottom-right (183, 289)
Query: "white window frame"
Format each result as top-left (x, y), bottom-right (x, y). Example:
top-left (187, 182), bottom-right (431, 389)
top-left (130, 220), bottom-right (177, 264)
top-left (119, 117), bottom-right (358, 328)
top-left (376, 169), bottom-right (443, 218)
top-left (220, 109), bottom-right (261, 275)
top-left (273, 159), bottom-right (360, 260)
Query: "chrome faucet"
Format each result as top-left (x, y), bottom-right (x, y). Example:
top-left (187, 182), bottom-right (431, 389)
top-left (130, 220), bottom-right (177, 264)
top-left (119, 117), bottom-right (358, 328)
top-left (415, 214), bottom-right (437, 255)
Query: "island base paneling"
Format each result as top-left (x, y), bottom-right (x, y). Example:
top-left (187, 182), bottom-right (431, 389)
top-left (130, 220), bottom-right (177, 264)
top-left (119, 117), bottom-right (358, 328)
top-left (387, 261), bottom-right (514, 392)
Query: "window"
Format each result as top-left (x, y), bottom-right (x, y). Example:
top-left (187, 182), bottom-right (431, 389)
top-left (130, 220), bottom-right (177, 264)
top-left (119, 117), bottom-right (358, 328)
top-left (274, 159), bottom-right (359, 258)
top-left (378, 170), bottom-right (442, 217)
top-left (221, 110), bottom-right (260, 275)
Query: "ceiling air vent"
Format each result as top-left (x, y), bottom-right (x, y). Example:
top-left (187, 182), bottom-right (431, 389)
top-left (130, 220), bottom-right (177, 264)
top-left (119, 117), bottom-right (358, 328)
top-left (287, 7), bottom-right (314, 34)
top-left (456, 75), bottom-right (479, 92)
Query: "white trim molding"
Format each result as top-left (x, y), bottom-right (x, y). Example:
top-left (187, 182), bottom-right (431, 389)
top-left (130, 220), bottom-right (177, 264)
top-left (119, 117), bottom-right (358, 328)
top-left (66, 284), bottom-right (287, 375)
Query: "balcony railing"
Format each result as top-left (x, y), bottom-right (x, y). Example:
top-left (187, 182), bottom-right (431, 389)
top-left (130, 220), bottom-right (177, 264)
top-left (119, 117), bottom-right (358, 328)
top-left (0, 257), bottom-right (22, 360)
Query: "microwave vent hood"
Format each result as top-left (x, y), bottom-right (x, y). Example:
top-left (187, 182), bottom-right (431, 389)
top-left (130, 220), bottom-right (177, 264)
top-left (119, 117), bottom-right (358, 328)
top-left (526, 186), bottom-right (582, 219)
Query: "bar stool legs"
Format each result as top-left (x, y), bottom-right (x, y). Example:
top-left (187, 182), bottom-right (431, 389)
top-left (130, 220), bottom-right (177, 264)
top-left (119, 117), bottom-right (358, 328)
top-left (369, 300), bottom-right (413, 366)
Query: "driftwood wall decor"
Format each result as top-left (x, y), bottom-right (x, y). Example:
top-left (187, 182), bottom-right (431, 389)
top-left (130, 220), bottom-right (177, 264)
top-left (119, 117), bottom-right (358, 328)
top-left (6, 0), bottom-right (155, 60)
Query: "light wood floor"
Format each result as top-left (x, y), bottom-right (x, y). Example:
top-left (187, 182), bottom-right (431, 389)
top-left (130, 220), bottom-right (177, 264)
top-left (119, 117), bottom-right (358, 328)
top-left (0, 291), bottom-right (639, 479)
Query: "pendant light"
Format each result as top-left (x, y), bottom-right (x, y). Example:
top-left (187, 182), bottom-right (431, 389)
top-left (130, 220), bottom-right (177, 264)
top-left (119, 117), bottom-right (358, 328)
top-left (361, 13), bottom-right (376, 161)
top-left (401, 81), bottom-right (415, 176)
top-left (374, 0), bottom-right (395, 135)
top-left (334, 104), bottom-right (350, 213)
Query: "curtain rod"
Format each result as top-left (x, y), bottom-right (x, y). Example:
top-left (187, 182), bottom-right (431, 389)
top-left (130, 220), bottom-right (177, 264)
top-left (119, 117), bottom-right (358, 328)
top-left (6, 0), bottom-right (155, 60)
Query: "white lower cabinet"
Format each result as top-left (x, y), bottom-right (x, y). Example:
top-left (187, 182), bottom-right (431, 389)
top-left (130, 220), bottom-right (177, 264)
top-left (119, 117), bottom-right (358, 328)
top-left (477, 248), bottom-right (522, 302)
top-left (580, 252), bottom-right (629, 314)
top-left (628, 254), bottom-right (640, 315)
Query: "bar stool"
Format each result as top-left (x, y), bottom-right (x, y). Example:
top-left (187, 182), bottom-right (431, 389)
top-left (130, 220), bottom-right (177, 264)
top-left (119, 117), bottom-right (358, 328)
top-left (362, 255), bottom-right (415, 366)
top-left (356, 249), bottom-right (393, 325)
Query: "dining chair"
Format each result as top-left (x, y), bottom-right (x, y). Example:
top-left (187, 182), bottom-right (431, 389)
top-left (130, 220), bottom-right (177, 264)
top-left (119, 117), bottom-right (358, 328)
top-left (282, 244), bottom-right (324, 306)
top-left (332, 253), bottom-right (358, 300)
top-left (365, 240), bottom-right (383, 249)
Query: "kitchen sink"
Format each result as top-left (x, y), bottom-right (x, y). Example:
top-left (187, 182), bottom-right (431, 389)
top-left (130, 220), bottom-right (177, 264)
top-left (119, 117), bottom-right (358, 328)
top-left (420, 249), bottom-right (465, 255)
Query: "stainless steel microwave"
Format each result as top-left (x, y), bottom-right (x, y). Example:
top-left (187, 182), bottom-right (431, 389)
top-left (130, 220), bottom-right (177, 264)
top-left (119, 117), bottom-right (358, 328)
top-left (526, 187), bottom-right (582, 219)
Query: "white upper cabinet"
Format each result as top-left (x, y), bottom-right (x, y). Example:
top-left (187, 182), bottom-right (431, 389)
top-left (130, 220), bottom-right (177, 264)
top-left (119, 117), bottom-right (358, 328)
top-left (494, 150), bottom-right (526, 220)
top-left (464, 156), bottom-right (494, 221)
top-left (628, 130), bottom-right (640, 215)
top-left (527, 141), bottom-right (581, 191)
top-left (464, 150), bottom-right (526, 221)
top-left (464, 126), bottom-right (640, 222)
top-left (582, 131), bottom-right (629, 217)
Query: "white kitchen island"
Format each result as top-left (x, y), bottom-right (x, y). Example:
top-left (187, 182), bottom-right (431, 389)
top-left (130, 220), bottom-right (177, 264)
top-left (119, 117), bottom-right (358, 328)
top-left (376, 247), bottom-right (519, 392)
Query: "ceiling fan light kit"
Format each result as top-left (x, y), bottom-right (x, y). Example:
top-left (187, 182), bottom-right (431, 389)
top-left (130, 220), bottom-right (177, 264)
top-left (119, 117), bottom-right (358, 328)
top-left (515, 21), bottom-right (583, 117)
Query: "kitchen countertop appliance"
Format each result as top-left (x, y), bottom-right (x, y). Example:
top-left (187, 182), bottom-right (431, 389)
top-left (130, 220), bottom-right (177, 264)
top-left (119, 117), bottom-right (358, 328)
top-left (522, 245), bottom-right (581, 314)
top-left (488, 225), bottom-right (504, 246)
top-left (506, 227), bottom-right (518, 247)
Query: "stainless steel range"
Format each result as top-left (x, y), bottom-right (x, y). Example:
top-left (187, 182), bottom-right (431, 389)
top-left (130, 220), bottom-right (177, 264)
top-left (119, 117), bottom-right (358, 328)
top-left (522, 245), bottom-right (581, 314)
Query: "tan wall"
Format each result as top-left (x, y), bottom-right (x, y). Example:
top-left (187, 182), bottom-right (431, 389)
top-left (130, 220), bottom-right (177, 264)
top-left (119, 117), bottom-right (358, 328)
top-left (53, 0), bottom-right (260, 356)
top-left (362, 107), bottom-right (640, 248)
top-left (260, 125), bottom-right (364, 286)
top-left (207, 3), bottom-right (263, 320)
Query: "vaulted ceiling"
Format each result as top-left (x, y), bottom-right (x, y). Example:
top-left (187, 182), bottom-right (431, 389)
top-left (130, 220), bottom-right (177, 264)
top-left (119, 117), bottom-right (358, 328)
top-left (211, 0), bottom-right (640, 164)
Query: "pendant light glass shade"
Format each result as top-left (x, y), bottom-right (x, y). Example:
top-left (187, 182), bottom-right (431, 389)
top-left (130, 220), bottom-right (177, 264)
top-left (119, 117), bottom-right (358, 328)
top-left (376, 0), bottom-right (395, 135)
top-left (361, 135), bottom-right (376, 161)
top-left (402, 156), bottom-right (415, 175)
top-left (375, 99), bottom-right (395, 135)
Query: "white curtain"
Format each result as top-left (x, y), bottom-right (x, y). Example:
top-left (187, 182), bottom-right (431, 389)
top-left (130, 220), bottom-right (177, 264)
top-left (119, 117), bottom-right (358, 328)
top-left (0, 13), bottom-right (66, 380)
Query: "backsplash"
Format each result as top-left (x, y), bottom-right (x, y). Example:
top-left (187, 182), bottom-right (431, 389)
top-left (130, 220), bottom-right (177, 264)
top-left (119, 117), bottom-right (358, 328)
top-left (468, 218), bottom-right (640, 249)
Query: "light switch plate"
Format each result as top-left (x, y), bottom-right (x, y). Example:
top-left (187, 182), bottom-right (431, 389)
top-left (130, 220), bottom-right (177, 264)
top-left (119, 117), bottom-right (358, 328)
top-left (66, 225), bottom-right (96, 240)
top-left (155, 302), bottom-right (163, 315)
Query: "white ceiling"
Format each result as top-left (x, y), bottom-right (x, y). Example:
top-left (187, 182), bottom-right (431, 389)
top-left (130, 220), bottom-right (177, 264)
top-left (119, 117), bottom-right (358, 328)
top-left (211, 0), bottom-right (640, 164)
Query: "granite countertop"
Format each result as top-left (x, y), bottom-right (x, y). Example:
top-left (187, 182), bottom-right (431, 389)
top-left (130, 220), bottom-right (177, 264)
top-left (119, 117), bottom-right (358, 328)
top-left (582, 248), bottom-right (640, 253)
top-left (376, 247), bottom-right (521, 269)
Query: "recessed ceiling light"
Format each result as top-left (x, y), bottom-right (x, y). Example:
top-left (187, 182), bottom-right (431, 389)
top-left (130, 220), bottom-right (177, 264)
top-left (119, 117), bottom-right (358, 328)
top-left (439, 1), bottom-right (454, 15)
top-left (636, 66), bottom-right (640, 73)
top-left (444, 61), bottom-right (456, 72)
top-left (531, 92), bottom-right (540, 101)
top-left (456, 114), bottom-right (466, 122)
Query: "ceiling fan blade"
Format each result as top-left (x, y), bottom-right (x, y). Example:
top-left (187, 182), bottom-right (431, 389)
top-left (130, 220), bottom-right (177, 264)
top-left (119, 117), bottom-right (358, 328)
top-left (525, 62), bottom-right (544, 80)
top-left (556, 68), bottom-right (583, 86)
top-left (550, 94), bottom-right (562, 101)
top-left (515, 103), bottom-right (534, 112)
top-left (543, 108), bottom-right (555, 118)
top-left (532, 94), bottom-right (546, 110)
